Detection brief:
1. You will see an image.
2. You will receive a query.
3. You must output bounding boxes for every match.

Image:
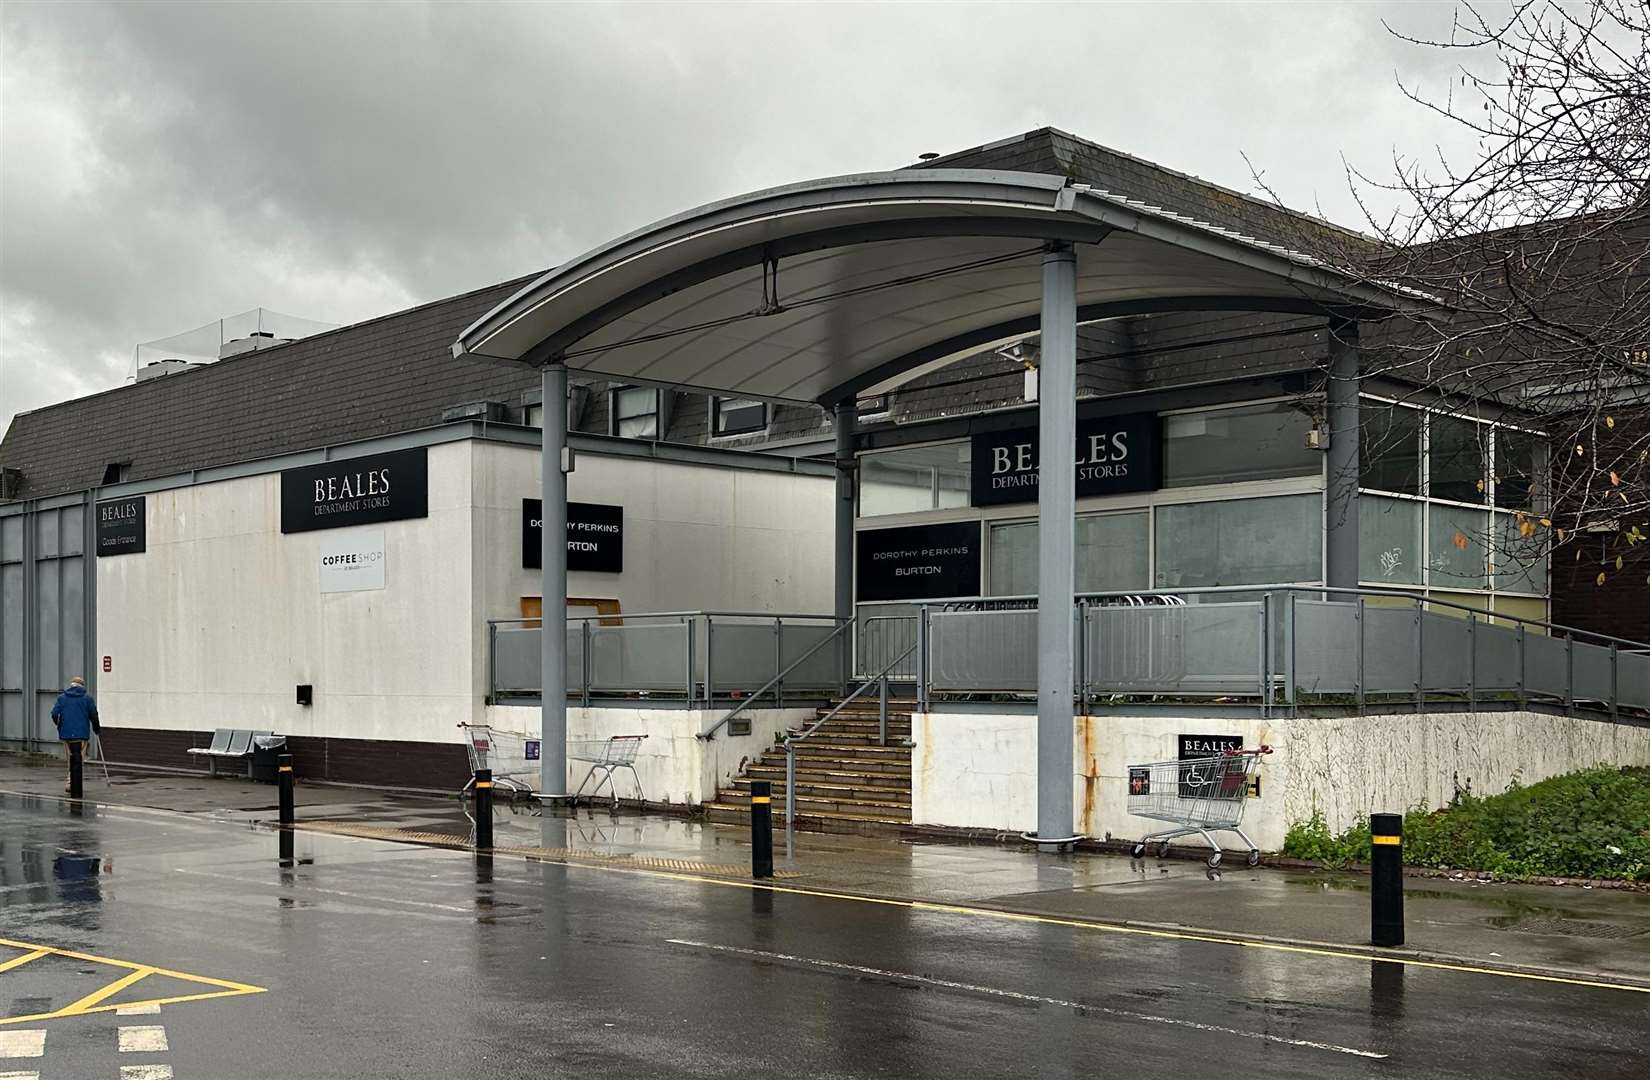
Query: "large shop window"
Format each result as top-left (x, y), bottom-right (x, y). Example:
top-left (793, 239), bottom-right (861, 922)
top-left (1495, 428), bottom-right (1538, 510)
top-left (1154, 493), bottom-right (1321, 588)
top-left (1162, 403), bottom-right (1318, 488)
top-left (859, 443), bottom-right (971, 517)
top-left (611, 386), bottom-right (659, 439)
top-left (988, 513), bottom-right (1150, 596)
top-left (1494, 513), bottom-right (1548, 594)
top-left (1359, 495), bottom-right (1423, 585)
top-left (1429, 414), bottom-right (1489, 504)
top-left (1427, 505), bottom-right (1491, 589)
top-left (1360, 402), bottom-right (1422, 495)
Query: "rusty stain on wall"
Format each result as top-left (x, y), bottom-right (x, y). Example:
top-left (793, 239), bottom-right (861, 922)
top-left (1078, 714), bottom-right (1099, 836)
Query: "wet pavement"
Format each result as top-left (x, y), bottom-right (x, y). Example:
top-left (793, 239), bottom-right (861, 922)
top-left (2, 763), bottom-right (1649, 1078)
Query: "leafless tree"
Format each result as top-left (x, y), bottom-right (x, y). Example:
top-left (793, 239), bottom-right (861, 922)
top-left (1287, 1), bottom-right (1649, 591)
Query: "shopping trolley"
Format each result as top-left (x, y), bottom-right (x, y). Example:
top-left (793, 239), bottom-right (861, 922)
top-left (1125, 745), bottom-right (1271, 867)
top-left (457, 723), bottom-right (544, 798)
top-left (569, 735), bottom-right (647, 808)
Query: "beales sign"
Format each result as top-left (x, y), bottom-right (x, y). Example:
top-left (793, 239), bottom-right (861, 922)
top-left (855, 521), bottom-right (980, 602)
top-left (280, 448), bottom-right (428, 534)
top-left (95, 495), bottom-right (146, 557)
top-left (969, 412), bottom-right (1159, 506)
top-left (523, 499), bottom-right (624, 573)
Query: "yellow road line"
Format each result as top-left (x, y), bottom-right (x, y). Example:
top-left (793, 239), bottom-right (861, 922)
top-left (428, 845), bottom-right (1650, 996)
top-left (0, 936), bottom-right (265, 1026)
top-left (0, 950), bottom-right (49, 974)
top-left (56, 967), bottom-right (153, 1017)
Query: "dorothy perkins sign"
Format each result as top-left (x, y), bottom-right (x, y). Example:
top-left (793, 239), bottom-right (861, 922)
top-left (280, 448), bottom-right (428, 534)
top-left (855, 521), bottom-right (980, 602)
top-left (970, 412), bottom-right (1159, 506)
top-left (95, 495), bottom-right (146, 556)
top-left (523, 499), bottom-right (624, 573)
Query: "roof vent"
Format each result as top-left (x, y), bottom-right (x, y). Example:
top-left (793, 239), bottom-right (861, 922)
top-left (442, 400), bottom-right (509, 424)
top-left (136, 359), bottom-right (201, 382)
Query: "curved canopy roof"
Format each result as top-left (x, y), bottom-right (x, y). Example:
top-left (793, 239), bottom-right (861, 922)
top-left (453, 170), bottom-right (1430, 406)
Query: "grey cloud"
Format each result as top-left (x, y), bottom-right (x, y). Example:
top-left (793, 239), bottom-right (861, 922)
top-left (1, 0), bottom-right (1481, 433)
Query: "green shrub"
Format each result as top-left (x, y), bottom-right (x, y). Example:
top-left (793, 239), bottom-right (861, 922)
top-left (1281, 766), bottom-right (1650, 881)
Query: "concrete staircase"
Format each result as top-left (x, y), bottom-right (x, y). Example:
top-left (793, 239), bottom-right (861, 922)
top-left (705, 702), bottom-right (913, 833)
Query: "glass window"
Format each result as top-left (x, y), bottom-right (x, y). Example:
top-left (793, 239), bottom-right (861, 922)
top-left (859, 443), bottom-right (971, 517)
top-left (1494, 428), bottom-right (1538, 510)
top-left (1154, 494), bottom-right (1321, 588)
top-left (1427, 505), bottom-right (1490, 589)
top-left (1359, 495), bottom-right (1423, 584)
top-left (611, 387), bottom-right (658, 438)
top-left (1494, 513), bottom-right (1548, 594)
top-left (713, 397), bottom-right (767, 436)
top-left (988, 513), bottom-right (1150, 596)
top-left (1429, 414), bottom-right (1488, 504)
top-left (1360, 401), bottom-right (1422, 495)
top-left (1162, 403), bottom-right (1319, 487)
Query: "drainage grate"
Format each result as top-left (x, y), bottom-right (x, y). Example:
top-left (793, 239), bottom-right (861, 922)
top-left (1494, 917), bottom-right (1649, 940)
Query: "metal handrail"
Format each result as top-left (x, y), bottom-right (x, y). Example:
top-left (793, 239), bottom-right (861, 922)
top-left (487, 609), bottom-right (838, 627)
top-left (699, 620), bottom-right (855, 741)
top-left (784, 641), bottom-right (917, 829)
top-left (856, 585), bottom-right (1650, 653)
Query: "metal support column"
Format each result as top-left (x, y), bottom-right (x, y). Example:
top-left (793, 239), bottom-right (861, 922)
top-left (539, 360), bottom-right (569, 800)
top-left (833, 399), bottom-right (857, 688)
top-left (1324, 320), bottom-right (1361, 594)
top-left (1035, 241), bottom-right (1077, 850)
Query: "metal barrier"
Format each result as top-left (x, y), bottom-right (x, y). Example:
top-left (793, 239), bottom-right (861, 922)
top-left (487, 611), bottom-right (846, 707)
top-left (858, 587), bottom-right (1650, 719)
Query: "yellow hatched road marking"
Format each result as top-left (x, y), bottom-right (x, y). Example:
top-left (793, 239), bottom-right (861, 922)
top-left (0, 951), bottom-right (49, 975)
top-left (0, 937), bottom-right (265, 1026)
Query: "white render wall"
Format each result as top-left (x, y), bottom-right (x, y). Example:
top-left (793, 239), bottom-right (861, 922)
top-left (487, 704), bottom-right (809, 805)
top-left (911, 709), bottom-right (1650, 851)
top-left (471, 440), bottom-right (833, 621)
top-left (97, 436), bottom-right (835, 750)
top-left (97, 442), bottom-right (476, 745)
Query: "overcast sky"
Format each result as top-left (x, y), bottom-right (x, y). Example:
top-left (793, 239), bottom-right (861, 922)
top-left (0, 0), bottom-right (1483, 435)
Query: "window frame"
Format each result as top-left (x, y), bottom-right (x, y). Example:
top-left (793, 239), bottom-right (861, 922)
top-left (609, 385), bottom-right (660, 439)
top-left (711, 396), bottom-right (768, 437)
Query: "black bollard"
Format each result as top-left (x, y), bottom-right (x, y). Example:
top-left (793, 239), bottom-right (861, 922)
top-left (277, 754), bottom-right (295, 825)
top-left (68, 741), bottom-right (83, 800)
top-left (474, 769), bottom-right (493, 850)
top-left (750, 780), bottom-right (773, 879)
top-left (1370, 812), bottom-right (1404, 947)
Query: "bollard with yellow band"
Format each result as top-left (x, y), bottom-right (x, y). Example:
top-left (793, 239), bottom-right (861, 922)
top-left (473, 769), bottom-right (494, 850)
top-left (750, 780), bottom-right (774, 879)
top-left (1370, 812), bottom-right (1404, 947)
top-left (277, 753), bottom-right (295, 825)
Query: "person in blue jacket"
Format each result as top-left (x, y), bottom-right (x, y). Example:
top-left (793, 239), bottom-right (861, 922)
top-left (50, 676), bottom-right (100, 793)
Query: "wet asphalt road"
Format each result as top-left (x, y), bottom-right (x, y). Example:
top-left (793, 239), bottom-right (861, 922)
top-left (1, 793), bottom-right (1646, 1079)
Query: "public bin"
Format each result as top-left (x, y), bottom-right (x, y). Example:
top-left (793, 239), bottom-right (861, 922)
top-left (251, 735), bottom-right (288, 784)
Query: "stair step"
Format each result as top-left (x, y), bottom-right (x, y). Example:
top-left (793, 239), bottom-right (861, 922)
top-left (732, 781), bottom-right (917, 807)
top-left (783, 732), bottom-right (910, 746)
top-left (745, 765), bottom-right (910, 789)
top-left (753, 755), bottom-right (910, 777)
top-left (706, 802), bottom-right (912, 826)
top-left (716, 790), bottom-right (911, 815)
top-left (786, 741), bottom-right (911, 755)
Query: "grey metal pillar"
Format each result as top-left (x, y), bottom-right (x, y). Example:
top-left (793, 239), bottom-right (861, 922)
top-left (1036, 241), bottom-right (1077, 849)
top-left (540, 361), bottom-right (569, 799)
top-left (1325, 319), bottom-right (1361, 594)
top-left (833, 399), bottom-right (856, 625)
top-left (833, 399), bottom-right (857, 685)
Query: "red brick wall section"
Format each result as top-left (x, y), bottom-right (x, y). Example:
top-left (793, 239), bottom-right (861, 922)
top-left (1550, 538), bottom-right (1650, 645)
top-left (98, 728), bottom-right (469, 791)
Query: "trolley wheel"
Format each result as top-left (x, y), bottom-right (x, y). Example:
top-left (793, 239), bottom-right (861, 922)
top-left (1130, 843), bottom-right (1145, 859)
top-left (1156, 841), bottom-right (1172, 859)
top-left (1246, 850), bottom-right (1262, 868)
top-left (1206, 851), bottom-right (1223, 869)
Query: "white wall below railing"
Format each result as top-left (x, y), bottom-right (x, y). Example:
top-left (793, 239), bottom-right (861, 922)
top-left (486, 704), bottom-right (811, 806)
top-left (911, 710), bottom-right (1650, 851)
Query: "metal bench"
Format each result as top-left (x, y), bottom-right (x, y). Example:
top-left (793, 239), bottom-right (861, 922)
top-left (185, 728), bottom-right (272, 777)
